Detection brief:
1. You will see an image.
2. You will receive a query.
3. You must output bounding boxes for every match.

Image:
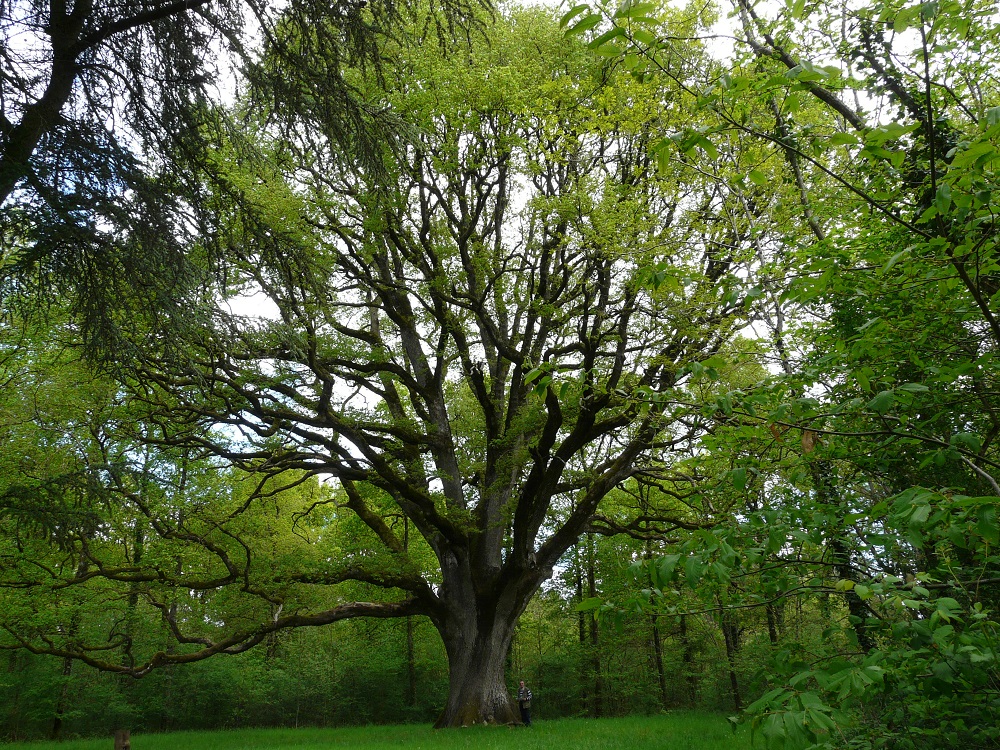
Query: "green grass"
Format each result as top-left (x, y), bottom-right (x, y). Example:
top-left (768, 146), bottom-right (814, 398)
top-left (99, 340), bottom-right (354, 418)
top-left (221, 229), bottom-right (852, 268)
top-left (1, 714), bottom-right (750, 750)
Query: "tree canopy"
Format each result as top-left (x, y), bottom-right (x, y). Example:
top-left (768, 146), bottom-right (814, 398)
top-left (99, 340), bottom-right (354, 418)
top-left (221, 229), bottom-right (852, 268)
top-left (3, 0), bottom-right (1000, 744)
top-left (2, 4), bottom-right (761, 728)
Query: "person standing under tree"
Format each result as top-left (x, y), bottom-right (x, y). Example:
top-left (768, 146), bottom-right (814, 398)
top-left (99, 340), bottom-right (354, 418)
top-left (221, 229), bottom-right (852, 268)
top-left (517, 680), bottom-right (532, 726)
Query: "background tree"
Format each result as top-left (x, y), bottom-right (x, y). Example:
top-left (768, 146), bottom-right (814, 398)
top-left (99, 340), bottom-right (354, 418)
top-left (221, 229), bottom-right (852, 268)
top-left (565, 0), bottom-right (1000, 746)
top-left (0, 0), bottom-right (481, 360)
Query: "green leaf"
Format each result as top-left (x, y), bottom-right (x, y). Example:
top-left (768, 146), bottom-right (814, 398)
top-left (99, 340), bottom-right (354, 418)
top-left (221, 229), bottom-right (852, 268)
top-left (732, 467), bottom-right (748, 491)
top-left (882, 248), bottom-right (911, 273)
top-left (934, 183), bottom-right (952, 215)
top-left (950, 431), bottom-right (981, 452)
top-left (657, 554), bottom-right (680, 583)
top-left (632, 28), bottom-right (657, 46)
top-left (565, 13), bottom-right (602, 36)
top-left (867, 390), bottom-right (895, 414)
top-left (855, 369), bottom-right (871, 393)
top-left (614, 1), bottom-right (658, 18)
top-left (524, 367), bottom-right (547, 385)
top-left (893, 6), bottom-right (922, 32)
top-left (950, 140), bottom-right (996, 168)
top-left (684, 555), bottom-right (704, 586)
top-left (866, 122), bottom-right (919, 145)
top-left (909, 503), bottom-right (931, 527)
top-left (978, 504), bottom-right (999, 543)
top-left (689, 134), bottom-right (718, 161)
top-left (830, 131), bottom-right (860, 146)
top-left (587, 26), bottom-right (626, 50)
top-left (560, 4), bottom-right (592, 28)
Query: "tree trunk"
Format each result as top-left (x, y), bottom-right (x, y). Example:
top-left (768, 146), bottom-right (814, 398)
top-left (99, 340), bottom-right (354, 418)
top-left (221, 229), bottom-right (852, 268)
top-left (433, 610), bottom-right (520, 727)
top-left (766, 603), bottom-right (781, 646)
top-left (720, 611), bottom-right (742, 711)
top-left (403, 519), bottom-right (417, 708)
top-left (7, 652), bottom-right (23, 741)
top-left (51, 656), bottom-right (73, 740)
top-left (650, 615), bottom-right (668, 709)
top-left (575, 542), bottom-right (588, 712)
top-left (406, 616), bottom-right (417, 708)
top-left (586, 532), bottom-right (603, 718)
top-left (114, 729), bottom-right (131, 750)
top-left (804, 439), bottom-right (876, 654)
top-left (679, 615), bottom-right (698, 706)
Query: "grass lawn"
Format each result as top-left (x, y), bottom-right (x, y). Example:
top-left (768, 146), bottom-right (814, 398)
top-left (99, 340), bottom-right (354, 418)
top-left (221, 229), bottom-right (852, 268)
top-left (1, 714), bottom-right (750, 750)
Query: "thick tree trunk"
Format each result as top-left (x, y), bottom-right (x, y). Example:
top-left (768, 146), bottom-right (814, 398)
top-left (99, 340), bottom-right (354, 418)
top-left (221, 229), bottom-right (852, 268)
top-left (433, 613), bottom-right (520, 727)
top-left (431, 548), bottom-right (541, 728)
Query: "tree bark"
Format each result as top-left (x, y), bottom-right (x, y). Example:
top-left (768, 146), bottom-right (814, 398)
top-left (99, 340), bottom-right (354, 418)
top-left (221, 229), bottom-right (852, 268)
top-left (406, 616), bottom-right (417, 708)
top-left (575, 542), bottom-right (588, 712)
top-left (650, 615), bottom-right (668, 709)
top-left (587, 533), bottom-right (603, 718)
top-left (114, 729), bottom-right (131, 750)
top-left (766, 603), bottom-right (781, 646)
top-left (679, 615), bottom-right (698, 707)
top-left (433, 603), bottom-right (521, 727)
top-left (720, 610), bottom-right (742, 712)
top-left (50, 656), bottom-right (73, 740)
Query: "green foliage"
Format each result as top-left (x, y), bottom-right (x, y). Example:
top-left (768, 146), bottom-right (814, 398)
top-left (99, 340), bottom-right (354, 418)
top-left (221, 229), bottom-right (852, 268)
top-left (561, 1), bottom-right (1000, 747)
top-left (9, 0), bottom-right (1000, 741)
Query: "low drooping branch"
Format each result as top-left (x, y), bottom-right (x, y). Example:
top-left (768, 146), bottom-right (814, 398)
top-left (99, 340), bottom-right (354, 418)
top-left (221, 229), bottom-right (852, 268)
top-left (0, 598), bottom-right (427, 677)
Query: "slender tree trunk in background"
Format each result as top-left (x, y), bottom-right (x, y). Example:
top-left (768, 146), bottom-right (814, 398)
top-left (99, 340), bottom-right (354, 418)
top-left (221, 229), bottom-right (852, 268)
top-left (586, 532), bottom-right (602, 718)
top-left (406, 616), bottom-right (417, 707)
top-left (575, 542), bottom-right (588, 713)
top-left (650, 615), bottom-right (668, 708)
top-left (404, 519), bottom-right (417, 708)
top-left (643, 522), bottom-right (668, 708)
top-left (802, 432), bottom-right (876, 653)
top-left (828, 532), bottom-right (876, 652)
top-left (766, 604), bottom-right (780, 646)
top-left (8, 651), bottom-right (24, 741)
top-left (720, 610), bottom-right (742, 711)
top-left (52, 553), bottom-right (90, 740)
top-left (679, 615), bottom-right (698, 706)
top-left (159, 464), bottom-right (189, 732)
top-left (50, 656), bottom-right (73, 740)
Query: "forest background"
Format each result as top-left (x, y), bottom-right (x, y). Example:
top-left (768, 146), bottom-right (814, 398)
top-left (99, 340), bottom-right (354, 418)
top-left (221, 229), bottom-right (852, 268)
top-left (2, 0), bottom-right (1000, 747)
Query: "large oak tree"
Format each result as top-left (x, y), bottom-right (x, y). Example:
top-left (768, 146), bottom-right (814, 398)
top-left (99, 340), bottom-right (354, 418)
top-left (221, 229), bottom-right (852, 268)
top-left (0, 5), bottom-right (764, 728)
top-left (134, 8), bottom-right (756, 726)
